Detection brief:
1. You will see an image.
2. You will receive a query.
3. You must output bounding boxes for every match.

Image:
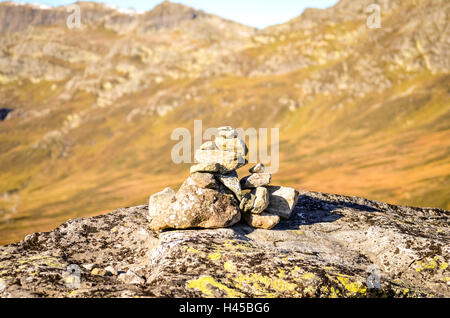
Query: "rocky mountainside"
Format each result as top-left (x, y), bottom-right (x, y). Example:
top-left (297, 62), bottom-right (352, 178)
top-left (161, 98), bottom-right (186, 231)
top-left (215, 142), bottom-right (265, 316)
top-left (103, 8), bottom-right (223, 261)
top-left (0, 1), bottom-right (236, 34)
top-left (0, 190), bottom-right (448, 297)
top-left (0, 0), bottom-right (449, 245)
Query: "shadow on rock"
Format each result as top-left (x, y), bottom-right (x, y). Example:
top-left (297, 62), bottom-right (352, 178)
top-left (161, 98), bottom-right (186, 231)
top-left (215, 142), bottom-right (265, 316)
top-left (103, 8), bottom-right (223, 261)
top-left (274, 193), bottom-right (381, 230)
top-left (0, 108), bottom-right (13, 121)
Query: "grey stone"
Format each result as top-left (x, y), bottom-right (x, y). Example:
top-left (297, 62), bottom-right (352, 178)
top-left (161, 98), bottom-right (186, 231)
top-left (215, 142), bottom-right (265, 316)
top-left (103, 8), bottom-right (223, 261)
top-left (239, 187), bottom-right (269, 214)
top-left (149, 181), bottom-right (241, 232)
top-left (118, 270), bottom-right (145, 285)
top-left (264, 186), bottom-right (299, 219)
top-left (239, 192), bottom-right (256, 213)
top-left (200, 141), bottom-right (217, 150)
top-left (218, 126), bottom-right (238, 139)
top-left (215, 136), bottom-right (248, 157)
top-left (148, 187), bottom-right (176, 218)
top-left (249, 163), bottom-right (265, 173)
top-left (188, 172), bottom-right (217, 189)
top-left (240, 173), bottom-right (271, 189)
top-left (104, 266), bottom-right (117, 275)
top-left (195, 149), bottom-right (247, 173)
top-left (91, 268), bottom-right (107, 276)
top-left (251, 187), bottom-right (270, 214)
top-left (82, 264), bottom-right (95, 271)
top-left (242, 212), bottom-right (280, 229)
top-left (215, 171), bottom-right (242, 201)
top-left (190, 162), bottom-right (221, 174)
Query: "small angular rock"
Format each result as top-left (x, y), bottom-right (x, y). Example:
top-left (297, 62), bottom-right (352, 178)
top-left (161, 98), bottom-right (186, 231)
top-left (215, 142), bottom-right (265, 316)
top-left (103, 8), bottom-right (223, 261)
top-left (218, 126), bottom-right (238, 139)
top-left (215, 171), bottom-right (242, 201)
top-left (195, 149), bottom-right (247, 173)
top-left (249, 163), bottom-right (265, 173)
top-left (252, 187), bottom-right (270, 214)
top-left (82, 264), bottom-right (95, 271)
top-left (190, 162), bottom-right (221, 174)
top-left (215, 136), bottom-right (248, 157)
top-left (239, 192), bottom-right (256, 213)
top-left (200, 141), bottom-right (217, 150)
top-left (264, 186), bottom-right (300, 219)
top-left (118, 270), bottom-right (145, 285)
top-left (240, 173), bottom-right (271, 189)
top-left (243, 212), bottom-right (280, 229)
top-left (148, 187), bottom-right (176, 218)
top-left (188, 172), bottom-right (217, 189)
top-left (240, 187), bottom-right (269, 214)
top-left (104, 266), bottom-right (117, 275)
top-left (91, 268), bottom-right (107, 276)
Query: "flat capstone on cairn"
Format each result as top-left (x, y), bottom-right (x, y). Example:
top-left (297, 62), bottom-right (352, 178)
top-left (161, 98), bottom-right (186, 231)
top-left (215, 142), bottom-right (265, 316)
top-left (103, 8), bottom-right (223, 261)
top-left (148, 126), bottom-right (299, 231)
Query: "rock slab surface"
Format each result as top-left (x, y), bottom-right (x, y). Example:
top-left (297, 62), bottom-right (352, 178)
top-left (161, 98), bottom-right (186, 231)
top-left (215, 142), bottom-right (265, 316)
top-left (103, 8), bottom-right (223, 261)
top-left (0, 191), bottom-right (449, 298)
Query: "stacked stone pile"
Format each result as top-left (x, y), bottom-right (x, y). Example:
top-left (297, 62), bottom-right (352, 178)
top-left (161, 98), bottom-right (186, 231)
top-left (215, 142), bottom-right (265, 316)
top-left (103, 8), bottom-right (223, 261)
top-left (148, 126), bottom-right (299, 231)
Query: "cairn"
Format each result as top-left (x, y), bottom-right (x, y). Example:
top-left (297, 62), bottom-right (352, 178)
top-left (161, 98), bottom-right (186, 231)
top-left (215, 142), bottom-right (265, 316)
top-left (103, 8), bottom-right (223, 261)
top-left (148, 126), bottom-right (299, 231)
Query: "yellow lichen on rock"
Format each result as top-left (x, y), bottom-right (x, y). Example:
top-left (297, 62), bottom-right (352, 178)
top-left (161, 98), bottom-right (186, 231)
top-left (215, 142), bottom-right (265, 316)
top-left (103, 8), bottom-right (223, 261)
top-left (185, 246), bottom-right (199, 253)
top-left (187, 276), bottom-right (244, 298)
top-left (336, 276), bottom-right (367, 296)
top-left (16, 254), bottom-right (64, 269)
top-left (220, 239), bottom-right (255, 251)
top-left (208, 252), bottom-right (221, 261)
top-left (417, 257), bottom-right (440, 271)
top-left (184, 246), bottom-right (206, 257)
top-left (329, 286), bottom-right (341, 298)
top-left (234, 273), bottom-right (299, 297)
top-left (224, 261), bottom-right (236, 272)
top-left (302, 273), bottom-right (315, 280)
top-left (424, 259), bottom-right (438, 270)
top-left (91, 268), bottom-right (107, 276)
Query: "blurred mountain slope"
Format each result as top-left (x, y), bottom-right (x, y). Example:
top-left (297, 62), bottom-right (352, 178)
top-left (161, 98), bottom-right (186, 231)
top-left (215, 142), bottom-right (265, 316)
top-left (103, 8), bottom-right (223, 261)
top-left (0, 0), bottom-right (449, 244)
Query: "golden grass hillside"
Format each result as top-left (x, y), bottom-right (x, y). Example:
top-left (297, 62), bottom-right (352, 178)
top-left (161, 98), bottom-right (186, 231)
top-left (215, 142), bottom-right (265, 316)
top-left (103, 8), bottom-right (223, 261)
top-left (0, 0), bottom-right (449, 244)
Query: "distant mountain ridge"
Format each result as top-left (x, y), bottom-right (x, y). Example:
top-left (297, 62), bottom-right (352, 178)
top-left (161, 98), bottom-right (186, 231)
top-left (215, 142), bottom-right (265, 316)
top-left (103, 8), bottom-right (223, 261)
top-left (0, 1), bottom-right (254, 34)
